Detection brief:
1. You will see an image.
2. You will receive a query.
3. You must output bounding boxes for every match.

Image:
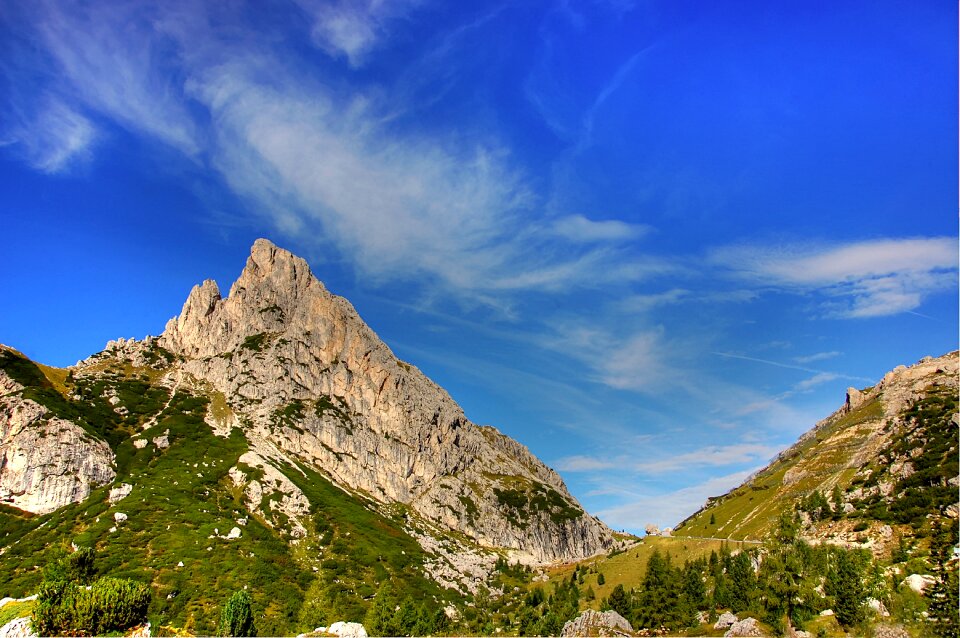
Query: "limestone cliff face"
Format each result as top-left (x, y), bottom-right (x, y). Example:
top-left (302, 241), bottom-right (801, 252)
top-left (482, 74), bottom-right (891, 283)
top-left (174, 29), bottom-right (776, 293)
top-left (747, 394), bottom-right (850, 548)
top-left (0, 369), bottom-right (116, 514)
top-left (159, 239), bottom-right (613, 562)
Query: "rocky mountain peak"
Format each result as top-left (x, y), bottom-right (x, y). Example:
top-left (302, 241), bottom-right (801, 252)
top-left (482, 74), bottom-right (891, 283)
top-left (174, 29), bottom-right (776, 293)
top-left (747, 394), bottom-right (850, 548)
top-left (153, 239), bottom-right (614, 563)
top-left (230, 238), bottom-right (325, 300)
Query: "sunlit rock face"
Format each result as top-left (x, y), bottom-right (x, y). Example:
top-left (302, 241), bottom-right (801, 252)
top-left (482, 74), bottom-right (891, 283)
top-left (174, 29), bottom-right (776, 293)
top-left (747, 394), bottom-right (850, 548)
top-left (158, 238), bottom-right (614, 563)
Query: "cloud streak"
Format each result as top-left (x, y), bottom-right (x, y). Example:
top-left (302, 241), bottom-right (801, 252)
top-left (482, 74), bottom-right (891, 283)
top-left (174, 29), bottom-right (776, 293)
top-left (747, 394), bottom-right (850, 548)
top-left (712, 237), bottom-right (958, 318)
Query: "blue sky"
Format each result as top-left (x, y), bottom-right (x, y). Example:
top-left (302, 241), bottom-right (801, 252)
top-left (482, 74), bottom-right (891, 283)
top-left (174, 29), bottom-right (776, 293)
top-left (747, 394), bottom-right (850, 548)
top-left (1, 0), bottom-right (956, 532)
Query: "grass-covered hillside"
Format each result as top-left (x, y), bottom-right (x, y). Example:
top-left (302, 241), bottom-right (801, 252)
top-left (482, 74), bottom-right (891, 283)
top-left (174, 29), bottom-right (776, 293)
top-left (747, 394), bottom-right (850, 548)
top-left (0, 348), bottom-right (456, 636)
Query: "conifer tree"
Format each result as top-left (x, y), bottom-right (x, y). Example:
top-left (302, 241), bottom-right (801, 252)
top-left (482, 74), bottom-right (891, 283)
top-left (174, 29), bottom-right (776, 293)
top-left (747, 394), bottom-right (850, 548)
top-left (927, 520), bottom-right (960, 638)
top-left (604, 584), bottom-right (632, 619)
top-left (831, 550), bottom-right (866, 628)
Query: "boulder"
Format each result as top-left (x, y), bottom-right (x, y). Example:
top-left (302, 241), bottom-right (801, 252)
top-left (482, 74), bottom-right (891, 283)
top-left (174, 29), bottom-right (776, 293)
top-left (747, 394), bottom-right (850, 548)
top-left (714, 612), bottom-right (738, 629)
top-left (326, 621), bottom-right (368, 638)
top-left (114, 512), bottom-right (128, 523)
top-left (561, 609), bottom-right (633, 637)
top-left (867, 597), bottom-right (890, 617)
top-left (108, 483), bottom-right (133, 503)
top-left (0, 616), bottom-right (34, 638)
top-left (724, 617), bottom-right (764, 637)
top-left (902, 574), bottom-right (935, 594)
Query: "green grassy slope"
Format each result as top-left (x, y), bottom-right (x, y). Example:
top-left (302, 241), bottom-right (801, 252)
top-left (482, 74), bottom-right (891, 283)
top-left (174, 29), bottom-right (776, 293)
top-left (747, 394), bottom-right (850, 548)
top-left (0, 349), bottom-right (453, 636)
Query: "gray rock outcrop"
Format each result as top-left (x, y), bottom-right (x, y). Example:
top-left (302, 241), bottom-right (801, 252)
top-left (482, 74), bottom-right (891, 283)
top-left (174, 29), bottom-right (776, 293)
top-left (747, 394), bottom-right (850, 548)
top-left (560, 609), bottom-right (633, 637)
top-left (0, 368), bottom-right (116, 514)
top-left (724, 617), bottom-right (765, 637)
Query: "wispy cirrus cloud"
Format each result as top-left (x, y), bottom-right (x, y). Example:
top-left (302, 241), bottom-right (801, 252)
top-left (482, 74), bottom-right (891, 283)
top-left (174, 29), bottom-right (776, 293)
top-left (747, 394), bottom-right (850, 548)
top-left (549, 214), bottom-right (651, 243)
top-left (5, 1), bottom-right (669, 302)
top-left (712, 237), bottom-right (958, 318)
top-left (794, 350), bottom-right (842, 364)
top-left (556, 442), bottom-right (780, 475)
top-left (596, 470), bottom-right (756, 530)
top-left (4, 98), bottom-right (96, 173)
top-left (294, 0), bottom-right (423, 68)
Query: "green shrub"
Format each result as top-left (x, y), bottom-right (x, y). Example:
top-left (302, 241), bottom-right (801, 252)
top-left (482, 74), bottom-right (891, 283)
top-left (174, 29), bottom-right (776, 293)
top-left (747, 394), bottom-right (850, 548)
top-left (219, 590), bottom-right (256, 637)
top-left (31, 577), bottom-right (150, 636)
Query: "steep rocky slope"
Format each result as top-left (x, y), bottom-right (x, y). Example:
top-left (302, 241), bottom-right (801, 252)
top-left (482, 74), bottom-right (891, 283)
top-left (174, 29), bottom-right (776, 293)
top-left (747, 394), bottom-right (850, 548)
top-left (675, 351), bottom-right (959, 553)
top-left (150, 238), bottom-right (612, 563)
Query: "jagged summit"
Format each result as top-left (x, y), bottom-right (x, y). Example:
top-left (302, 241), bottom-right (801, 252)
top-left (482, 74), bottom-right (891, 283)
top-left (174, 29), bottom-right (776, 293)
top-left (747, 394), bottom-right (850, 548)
top-left (155, 238), bottom-right (615, 563)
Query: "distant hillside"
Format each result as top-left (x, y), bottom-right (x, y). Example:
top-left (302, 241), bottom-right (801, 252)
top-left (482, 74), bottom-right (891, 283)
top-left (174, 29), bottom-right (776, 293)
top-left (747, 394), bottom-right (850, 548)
top-left (675, 351), bottom-right (959, 554)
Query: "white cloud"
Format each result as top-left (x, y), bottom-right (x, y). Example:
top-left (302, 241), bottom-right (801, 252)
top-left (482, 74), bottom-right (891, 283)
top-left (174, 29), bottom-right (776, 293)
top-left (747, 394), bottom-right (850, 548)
top-left (549, 214), bottom-right (651, 243)
top-left (631, 443), bottom-right (780, 474)
top-left (712, 237), bottom-right (958, 318)
top-left (294, 0), bottom-right (422, 67)
top-left (553, 455), bottom-right (615, 472)
top-left (542, 322), bottom-right (676, 392)
top-left (8, 99), bottom-right (96, 173)
top-left (794, 351), bottom-right (841, 364)
top-left (597, 470), bottom-right (755, 530)
top-left (35, 2), bottom-right (200, 157)
top-left (794, 371), bottom-right (839, 392)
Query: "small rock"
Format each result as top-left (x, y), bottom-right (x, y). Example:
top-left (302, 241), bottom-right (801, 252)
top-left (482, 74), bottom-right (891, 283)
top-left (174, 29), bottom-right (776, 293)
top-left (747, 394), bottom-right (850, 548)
top-left (134, 439), bottom-right (148, 449)
top-left (177, 561), bottom-right (184, 567)
top-left (867, 597), bottom-right (890, 617)
top-left (225, 527), bottom-right (242, 540)
top-left (873, 625), bottom-right (911, 638)
top-left (819, 609), bottom-right (834, 616)
top-left (561, 609), bottom-right (633, 637)
top-left (114, 512), bottom-right (128, 523)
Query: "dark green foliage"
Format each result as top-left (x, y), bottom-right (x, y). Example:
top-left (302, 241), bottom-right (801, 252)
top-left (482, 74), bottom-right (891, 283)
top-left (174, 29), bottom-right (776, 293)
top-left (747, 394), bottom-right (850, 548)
top-left (240, 333), bottom-right (271, 352)
top-left (219, 590), bottom-right (256, 637)
top-left (829, 550), bottom-right (867, 627)
top-left (493, 481), bottom-right (581, 527)
top-left (604, 583), bottom-right (632, 619)
top-left (927, 520), bottom-right (960, 638)
top-left (597, 572), bottom-right (605, 585)
top-left (633, 550), bottom-right (694, 631)
top-left (854, 386), bottom-right (958, 531)
top-left (799, 490), bottom-right (831, 522)
top-left (0, 349), bottom-right (50, 388)
top-left (32, 550), bottom-right (151, 637)
top-left (682, 558), bottom-right (708, 612)
top-left (727, 551), bottom-right (757, 612)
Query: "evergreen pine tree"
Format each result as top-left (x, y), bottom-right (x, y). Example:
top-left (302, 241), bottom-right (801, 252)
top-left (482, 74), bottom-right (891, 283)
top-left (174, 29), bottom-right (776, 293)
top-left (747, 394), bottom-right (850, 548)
top-left (364, 582), bottom-right (398, 637)
top-left (831, 550), bottom-right (866, 628)
top-left (927, 520), bottom-right (960, 638)
top-left (727, 552), bottom-right (756, 612)
top-left (604, 584), bottom-right (632, 619)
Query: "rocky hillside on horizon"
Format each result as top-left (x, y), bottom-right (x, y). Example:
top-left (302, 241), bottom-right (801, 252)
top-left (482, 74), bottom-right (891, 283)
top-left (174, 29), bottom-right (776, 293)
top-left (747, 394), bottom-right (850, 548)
top-left (675, 350), bottom-right (959, 556)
